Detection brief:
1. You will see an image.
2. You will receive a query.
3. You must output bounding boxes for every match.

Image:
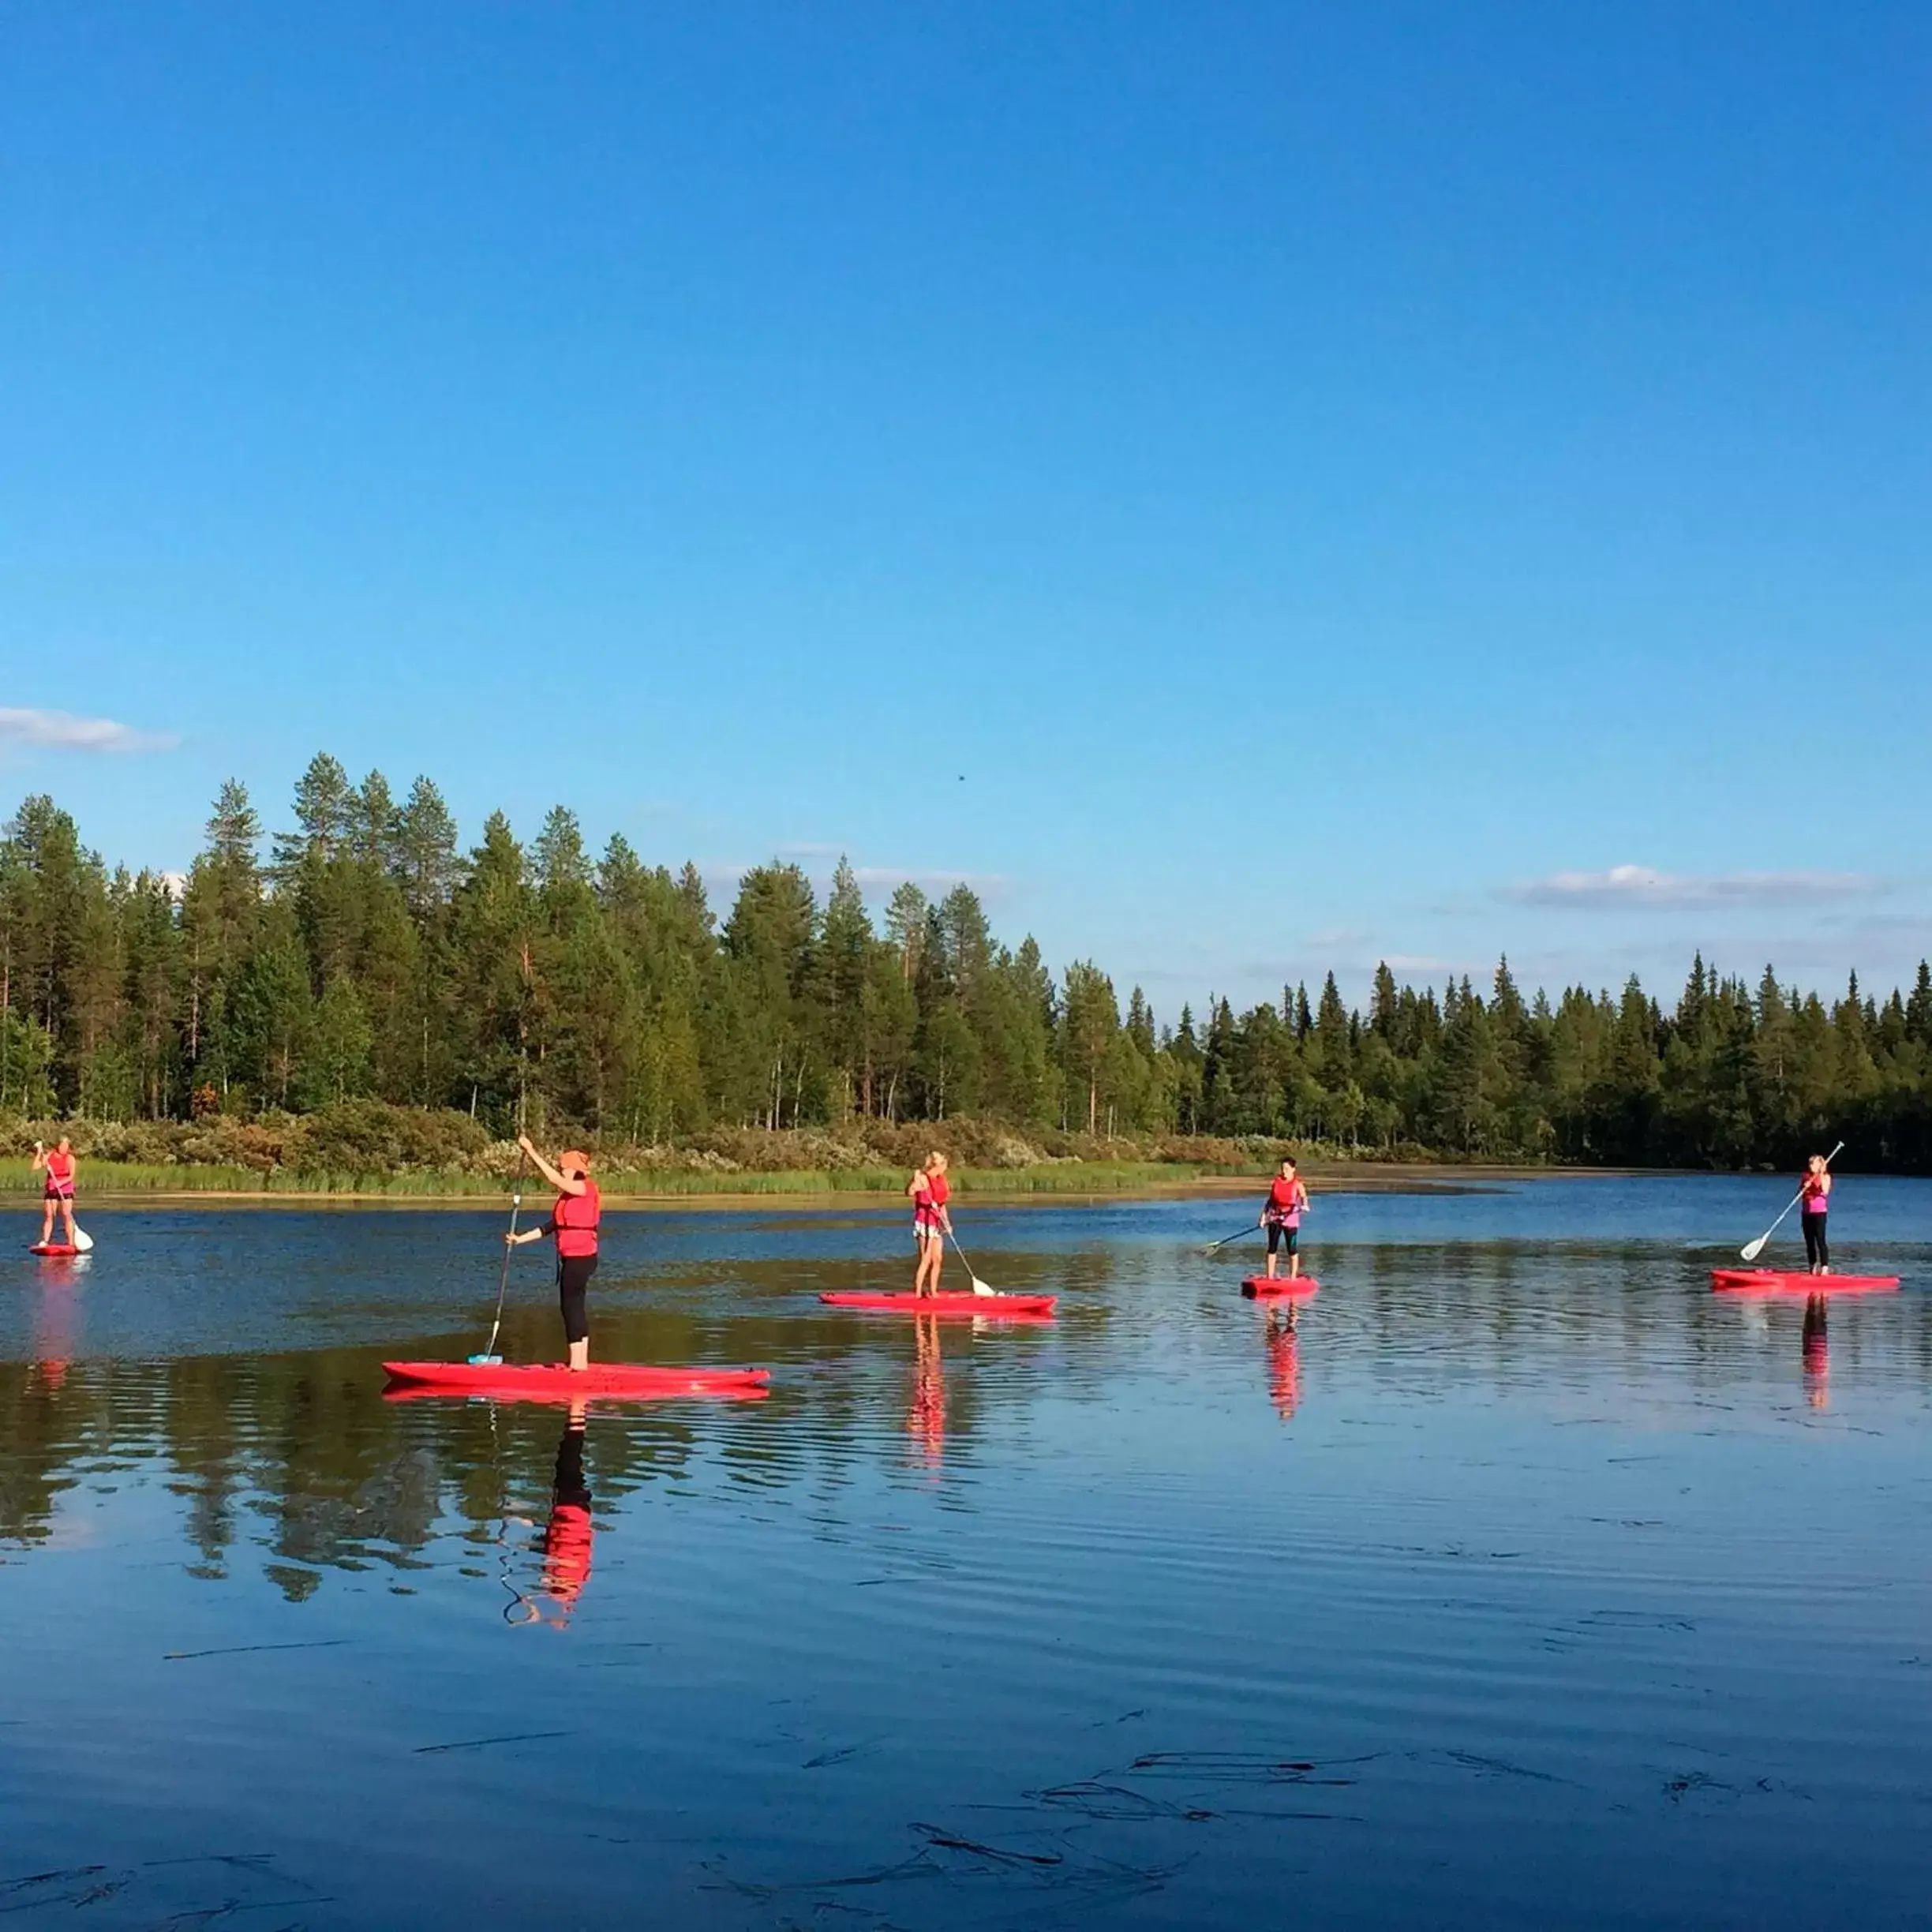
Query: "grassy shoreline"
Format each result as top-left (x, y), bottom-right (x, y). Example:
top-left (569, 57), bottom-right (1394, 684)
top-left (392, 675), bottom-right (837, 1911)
top-left (3, 1156), bottom-right (1585, 1208)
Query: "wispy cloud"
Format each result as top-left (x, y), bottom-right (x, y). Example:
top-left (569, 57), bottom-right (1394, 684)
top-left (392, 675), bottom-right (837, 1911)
top-left (0, 707), bottom-right (178, 754)
top-left (697, 858), bottom-right (1009, 903)
top-left (1503, 863), bottom-right (1883, 911)
top-left (849, 866), bottom-right (1008, 897)
top-left (768, 846), bottom-right (1006, 897)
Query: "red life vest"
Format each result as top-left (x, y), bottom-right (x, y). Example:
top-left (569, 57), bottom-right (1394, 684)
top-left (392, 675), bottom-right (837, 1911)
top-left (45, 1150), bottom-right (76, 1196)
top-left (542, 1503), bottom-right (594, 1609)
top-left (915, 1173), bottom-right (950, 1228)
top-left (553, 1180), bottom-right (601, 1257)
top-left (1266, 1174), bottom-right (1301, 1222)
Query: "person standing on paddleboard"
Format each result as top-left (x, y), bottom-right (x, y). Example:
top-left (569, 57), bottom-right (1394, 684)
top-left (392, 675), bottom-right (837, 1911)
top-left (504, 1136), bottom-right (601, 1370)
top-left (32, 1138), bottom-right (78, 1250)
top-left (1259, 1156), bottom-right (1309, 1281)
top-left (908, 1152), bottom-right (953, 1297)
top-left (1800, 1153), bottom-right (1833, 1275)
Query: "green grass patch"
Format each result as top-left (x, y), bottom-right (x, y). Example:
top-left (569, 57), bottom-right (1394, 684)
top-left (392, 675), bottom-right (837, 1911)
top-left (4, 1158), bottom-right (1256, 1200)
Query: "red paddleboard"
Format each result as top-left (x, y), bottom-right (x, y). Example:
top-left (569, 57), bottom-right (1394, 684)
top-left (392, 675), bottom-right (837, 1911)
top-left (28, 1243), bottom-right (82, 1258)
top-left (382, 1361), bottom-right (770, 1402)
top-left (818, 1291), bottom-right (1056, 1317)
top-left (1243, 1277), bottom-right (1319, 1300)
top-left (1710, 1270), bottom-right (1899, 1295)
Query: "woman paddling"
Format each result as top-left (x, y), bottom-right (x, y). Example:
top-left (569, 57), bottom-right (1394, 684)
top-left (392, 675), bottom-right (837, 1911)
top-left (1259, 1156), bottom-right (1309, 1281)
top-left (32, 1137), bottom-right (78, 1250)
top-left (504, 1136), bottom-right (601, 1369)
top-left (1800, 1152), bottom-right (1833, 1275)
top-left (907, 1152), bottom-right (953, 1297)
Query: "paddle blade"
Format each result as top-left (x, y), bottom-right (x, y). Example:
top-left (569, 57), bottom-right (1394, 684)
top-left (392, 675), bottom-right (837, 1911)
top-left (1739, 1235), bottom-right (1768, 1262)
top-left (72, 1226), bottom-right (95, 1253)
top-left (969, 1275), bottom-right (995, 1297)
top-left (467, 1353), bottom-right (504, 1366)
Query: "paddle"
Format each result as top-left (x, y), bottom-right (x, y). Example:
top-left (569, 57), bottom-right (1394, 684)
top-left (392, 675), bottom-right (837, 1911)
top-left (71, 1226), bottom-right (94, 1253)
top-left (1740, 1140), bottom-right (1843, 1263)
top-left (945, 1226), bottom-right (998, 1297)
top-left (472, 1147), bottom-right (528, 1365)
top-left (1200, 1222), bottom-right (1258, 1256)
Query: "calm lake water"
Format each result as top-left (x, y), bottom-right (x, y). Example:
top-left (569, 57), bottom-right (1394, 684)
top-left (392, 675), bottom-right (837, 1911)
top-left (4, 1175), bottom-right (1930, 1930)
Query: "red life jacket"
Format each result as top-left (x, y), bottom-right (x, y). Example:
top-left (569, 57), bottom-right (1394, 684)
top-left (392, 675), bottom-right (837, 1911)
top-left (45, 1151), bottom-right (76, 1196)
top-left (915, 1173), bottom-right (949, 1228)
top-left (1267, 1174), bottom-right (1301, 1221)
top-left (553, 1180), bottom-right (601, 1257)
top-left (542, 1503), bottom-right (594, 1609)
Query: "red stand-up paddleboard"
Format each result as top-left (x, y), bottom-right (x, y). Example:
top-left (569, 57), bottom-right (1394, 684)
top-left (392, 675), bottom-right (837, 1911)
top-left (1710, 1269), bottom-right (1899, 1295)
top-left (818, 1291), bottom-right (1056, 1318)
top-left (28, 1243), bottom-right (83, 1258)
top-left (382, 1361), bottom-right (771, 1402)
top-left (1242, 1277), bottom-right (1319, 1300)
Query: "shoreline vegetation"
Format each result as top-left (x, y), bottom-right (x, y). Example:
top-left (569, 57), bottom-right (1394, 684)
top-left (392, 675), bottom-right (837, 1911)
top-left (6, 763), bottom-right (1932, 1182)
top-left (5, 1155), bottom-right (1588, 1208)
top-left (2, 1106), bottom-right (1557, 1204)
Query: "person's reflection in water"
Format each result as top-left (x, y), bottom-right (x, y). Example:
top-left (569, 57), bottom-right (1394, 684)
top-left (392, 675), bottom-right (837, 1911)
top-left (510, 1402), bottom-right (596, 1628)
top-left (1264, 1307), bottom-right (1300, 1421)
top-left (1803, 1294), bottom-right (1829, 1411)
top-left (30, 1280), bottom-right (79, 1391)
top-left (908, 1316), bottom-right (945, 1466)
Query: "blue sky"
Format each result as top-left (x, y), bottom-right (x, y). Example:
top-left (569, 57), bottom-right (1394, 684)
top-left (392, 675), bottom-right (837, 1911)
top-left (3, 2), bottom-right (1927, 1017)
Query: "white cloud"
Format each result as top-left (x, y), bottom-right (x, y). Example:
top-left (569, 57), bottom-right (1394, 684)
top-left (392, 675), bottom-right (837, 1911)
top-left (697, 858), bottom-right (1009, 903)
top-left (849, 866), bottom-right (1008, 898)
top-left (1503, 863), bottom-right (1883, 911)
top-left (0, 707), bottom-right (177, 754)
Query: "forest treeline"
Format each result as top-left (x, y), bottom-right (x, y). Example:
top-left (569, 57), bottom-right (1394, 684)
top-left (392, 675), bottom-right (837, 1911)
top-left (4, 757), bottom-right (1932, 1172)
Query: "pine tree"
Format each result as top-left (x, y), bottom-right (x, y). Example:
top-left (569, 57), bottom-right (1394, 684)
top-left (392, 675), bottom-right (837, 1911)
top-left (274, 754), bottom-right (356, 874)
top-left (395, 777), bottom-right (460, 919)
top-left (885, 882), bottom-right (929, 983)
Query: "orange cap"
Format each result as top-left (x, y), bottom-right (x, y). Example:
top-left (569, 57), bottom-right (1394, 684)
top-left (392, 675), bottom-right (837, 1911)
top-left (560, 1149), bottom-right (592, 1177)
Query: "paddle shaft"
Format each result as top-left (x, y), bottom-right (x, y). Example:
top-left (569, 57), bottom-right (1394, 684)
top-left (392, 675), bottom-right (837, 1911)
top-left (481, 1148), bottom-right (529, 1359)
top-left (1741, 1140), bottom-right (1844, 1261)
top-left (1204, 1222), bottom-right (1258, 1253)
top-left (945, 1226), bottom-right (995, 1296)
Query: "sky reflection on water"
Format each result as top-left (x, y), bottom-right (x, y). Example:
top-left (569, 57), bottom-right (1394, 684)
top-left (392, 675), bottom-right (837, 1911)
top-left (3, 1178), bottom-right (1930, 1928)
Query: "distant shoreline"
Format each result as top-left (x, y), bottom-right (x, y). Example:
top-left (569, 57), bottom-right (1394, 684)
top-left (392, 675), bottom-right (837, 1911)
top-left (7, 1158), bottom-right (1632, 1211)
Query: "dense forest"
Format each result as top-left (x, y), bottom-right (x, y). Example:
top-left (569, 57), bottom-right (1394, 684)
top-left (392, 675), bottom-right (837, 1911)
top-left (3, 757), bottom-right (1931, 1171)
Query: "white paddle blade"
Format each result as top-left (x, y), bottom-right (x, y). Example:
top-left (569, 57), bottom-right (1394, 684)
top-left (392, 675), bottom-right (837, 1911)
top-left (72, 1226), bottom-right (95, 1253)
top-left (969, 1273), bottom-right (995, 1297)
top-left (1739, 1234), bottom-right (1767, 1262)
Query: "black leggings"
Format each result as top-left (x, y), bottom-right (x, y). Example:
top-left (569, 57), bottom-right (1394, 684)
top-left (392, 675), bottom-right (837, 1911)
top-left (1803, 1214), bottom-right (1829, 1271)
top-left (1267, 1222), bottom-right (1299, 1257)
top-left (557, 1253), bottom-right (598, 1344)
